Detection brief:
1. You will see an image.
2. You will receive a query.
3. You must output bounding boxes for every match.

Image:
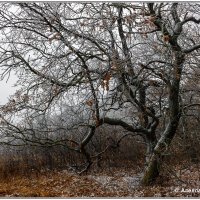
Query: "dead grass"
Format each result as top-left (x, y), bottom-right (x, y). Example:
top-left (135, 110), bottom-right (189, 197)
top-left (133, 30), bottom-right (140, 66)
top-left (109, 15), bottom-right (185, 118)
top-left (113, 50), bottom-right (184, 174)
top-left (0, 162), bottom-right (199, 197)
top-left (0, 130), bottom-right (199, 197)
top-left (0, 170), bottom-right (116, 197)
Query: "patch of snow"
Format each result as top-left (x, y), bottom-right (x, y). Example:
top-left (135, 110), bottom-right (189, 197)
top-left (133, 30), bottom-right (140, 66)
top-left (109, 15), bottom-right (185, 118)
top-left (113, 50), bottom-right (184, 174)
top-left (88, 173), bottom-right (142, 192)
top-left (122, 176), bottom-right (140, 188)
top-left (88, 175), bottom-right (112, 186)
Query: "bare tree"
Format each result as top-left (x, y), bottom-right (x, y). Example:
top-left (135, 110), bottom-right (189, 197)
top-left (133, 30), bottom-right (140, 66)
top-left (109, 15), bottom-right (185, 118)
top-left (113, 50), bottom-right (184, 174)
top-left (0, 2), bottom-right (200, 185)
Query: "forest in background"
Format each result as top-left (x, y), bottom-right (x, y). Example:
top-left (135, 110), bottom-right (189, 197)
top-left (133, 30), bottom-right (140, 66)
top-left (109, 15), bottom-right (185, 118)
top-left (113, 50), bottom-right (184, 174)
top-left (0, 2), bottom-right (199, 197)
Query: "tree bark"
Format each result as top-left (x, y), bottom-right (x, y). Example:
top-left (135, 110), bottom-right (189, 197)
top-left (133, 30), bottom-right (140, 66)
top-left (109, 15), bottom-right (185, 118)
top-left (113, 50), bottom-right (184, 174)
top-left (141, 118), bottom-right (180, 185)
top-left (141, 48), bottom-right (184, 185)
top-left (145, 132), bottom-right (157, 164)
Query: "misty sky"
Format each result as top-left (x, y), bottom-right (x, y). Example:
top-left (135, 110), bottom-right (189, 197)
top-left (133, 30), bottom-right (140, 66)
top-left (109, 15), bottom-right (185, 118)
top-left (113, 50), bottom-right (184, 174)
top-left (0, 74), bottom-right (18, 105)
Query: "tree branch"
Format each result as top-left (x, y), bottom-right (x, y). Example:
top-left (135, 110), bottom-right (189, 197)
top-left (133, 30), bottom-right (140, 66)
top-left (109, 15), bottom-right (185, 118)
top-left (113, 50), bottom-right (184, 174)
top-left (13, 53), bottom-right (84, 89)
top-left (183, 44), bottom-right (200, 54)
top-left (100, 117), bottom-right (148, 134)
top-left (182, 16), bottom-right (200, 25)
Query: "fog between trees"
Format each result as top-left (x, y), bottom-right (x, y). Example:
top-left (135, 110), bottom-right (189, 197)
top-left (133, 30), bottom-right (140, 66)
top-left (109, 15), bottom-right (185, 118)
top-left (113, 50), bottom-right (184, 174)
top-left (0, 3), bottom-right (200, 186)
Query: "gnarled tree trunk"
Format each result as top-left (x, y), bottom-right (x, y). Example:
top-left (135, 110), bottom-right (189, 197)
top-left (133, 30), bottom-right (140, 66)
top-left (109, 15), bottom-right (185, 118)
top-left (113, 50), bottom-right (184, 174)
top-left (141, 48), bottom-right (184, 185)
top-left (141, 118), bottom-right (180, 185)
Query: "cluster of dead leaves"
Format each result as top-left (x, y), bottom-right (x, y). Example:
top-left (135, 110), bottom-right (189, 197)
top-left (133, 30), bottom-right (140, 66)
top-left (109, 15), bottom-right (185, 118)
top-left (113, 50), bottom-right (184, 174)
top-left (101, 72), bottom-right (111, 91)
top-left (0, 163), bottom-right (199, 197)
top-left (49, 32), bottom-right (61, 44)
top-left (0, 171), bottom-right (115, 197)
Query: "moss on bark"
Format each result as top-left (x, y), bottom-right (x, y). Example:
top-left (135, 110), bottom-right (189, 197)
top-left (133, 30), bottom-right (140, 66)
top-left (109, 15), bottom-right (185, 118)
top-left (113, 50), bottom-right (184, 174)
top-left (141, 154), bottom-right (160, 186)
